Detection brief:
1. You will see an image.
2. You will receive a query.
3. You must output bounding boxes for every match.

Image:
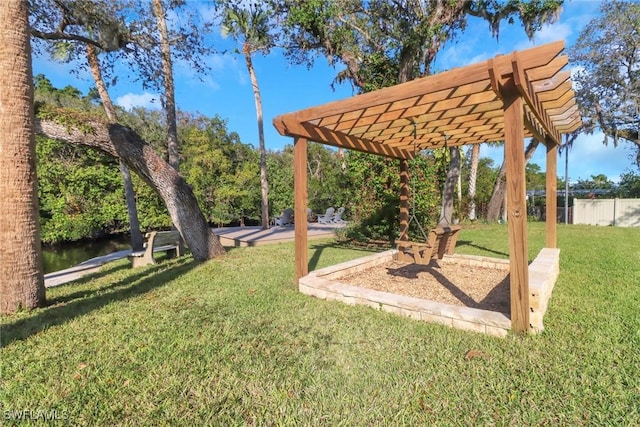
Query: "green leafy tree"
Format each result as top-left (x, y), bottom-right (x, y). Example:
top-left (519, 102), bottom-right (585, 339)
top-left (461, 156), bottom-right (499, 219)
top-left (526, 163), bottom-right (546, 191)
top-left (180, 114), bottom-right (261, 226)
top-left (570, 0), bottom-right (640, 166)
top-left (267, 147), bottom-right (294, 217)
top-left (342, 150), bottom-right (439, 243)
top-left (275, 0), bottom-right (564, 227)
top-left (617, 170), bottom-right (640, 198)
top-left (37, 137), bottom-right (128, 242)
top-left (34, 76), bottom-right (141, 242)
top-left (573, 174), bottom-right (615, 191)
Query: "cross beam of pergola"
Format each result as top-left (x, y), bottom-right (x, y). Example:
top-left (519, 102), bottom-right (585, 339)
top-left (273, 41), bottom-right (581, 333)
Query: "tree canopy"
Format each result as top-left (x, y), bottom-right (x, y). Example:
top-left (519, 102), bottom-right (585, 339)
top-left (570, 0), bottom-right (640, 165)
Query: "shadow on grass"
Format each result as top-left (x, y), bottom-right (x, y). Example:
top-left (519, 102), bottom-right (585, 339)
top-left (456, 240), bottom-right (509, 258)
top-left (308, 241), bottom-right (383, 272)
top-left (1, 257), bottom-right (201, 347)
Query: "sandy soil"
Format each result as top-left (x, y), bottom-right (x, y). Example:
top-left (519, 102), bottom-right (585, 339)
top-left (339, 260), bottom-right (511, 314)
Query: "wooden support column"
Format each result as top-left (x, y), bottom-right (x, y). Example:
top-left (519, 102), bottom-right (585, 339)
top-left (503, 83), bottom-right (530, 333)
top-left (545, 140), bottom-right (558, 248)
top-left (399, 159), bottom-right (410, 242)
top-left (294, 137), bottom-right (308, 283)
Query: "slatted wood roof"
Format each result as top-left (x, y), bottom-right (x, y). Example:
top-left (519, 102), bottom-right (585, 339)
top-left (273, 41), bottom-right (581, 159)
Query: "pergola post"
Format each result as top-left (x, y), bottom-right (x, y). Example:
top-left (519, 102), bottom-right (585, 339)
top-left (545, 140), bottom-right (558, 248)
top-left (294, 137), bottom-right (308, 283)
top-left (503, 83), bottom-right (530, 333)
top-left (399, 159), bottom-right (410, 242)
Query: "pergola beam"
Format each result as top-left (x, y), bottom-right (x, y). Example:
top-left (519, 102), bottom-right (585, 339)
top-left (502, 81), bottom-right (530, 333)
top-left (273, 115), bottom-right (413, 160)
top-left (293, 137), bottom-right (308, 282)
top-left (512, 55), bottom-right (562, 144)
top-left (546, 140), bottom-right (558, 248)
top-left (286, 62), bottom-right (490, 123)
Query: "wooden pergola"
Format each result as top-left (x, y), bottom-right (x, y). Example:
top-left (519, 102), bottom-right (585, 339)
top-left (273, 41), bottom-right (582, 332)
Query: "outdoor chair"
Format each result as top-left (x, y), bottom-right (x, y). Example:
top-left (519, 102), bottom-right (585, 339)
top-left (274, 207), bottom-right (294, 226)
top-left (306, 208), bottom-right (316, 223)
top-left (331, 207), bottom-right (346, 223)
top-left (317, 207), bottom-right (335, 224)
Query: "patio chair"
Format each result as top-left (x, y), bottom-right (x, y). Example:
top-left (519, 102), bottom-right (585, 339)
top-left (317, 207), bottom-right (335, 224)
top-left (307, 208), bottom-right (315, 223)
top-left (274, 207), bottom-right (294, 226)
top-left (331, 207), bottom-right (346, 223)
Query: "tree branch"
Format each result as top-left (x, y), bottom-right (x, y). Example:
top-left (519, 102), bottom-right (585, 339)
top-left (30, 28), bottom-right (104, 49)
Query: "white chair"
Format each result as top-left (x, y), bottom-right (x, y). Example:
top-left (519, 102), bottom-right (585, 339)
top-left (331, 207), bottom-right (346, 223)
top-left (317, 207), bottom-right (335, 224)
top-left (274, 207), bottom-right (293, 226)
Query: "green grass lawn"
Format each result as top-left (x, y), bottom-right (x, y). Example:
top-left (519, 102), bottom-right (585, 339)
top-left (2, 223), bottom-right (639, 425)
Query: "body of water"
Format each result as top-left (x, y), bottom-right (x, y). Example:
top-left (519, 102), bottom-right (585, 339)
top-left (42, 235), bottom-right (131, 274)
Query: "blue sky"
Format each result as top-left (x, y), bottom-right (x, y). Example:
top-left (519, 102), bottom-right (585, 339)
top-left (32, 0), bottom-right (637, 184)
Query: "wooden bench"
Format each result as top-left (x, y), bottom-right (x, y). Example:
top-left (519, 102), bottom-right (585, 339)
top-left (128, 230), bottom-right (185, 268)
top-left (396, 225), bottom-right (461, 264)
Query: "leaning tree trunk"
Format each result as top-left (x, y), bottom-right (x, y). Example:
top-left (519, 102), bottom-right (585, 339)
top-left (0, 0), bottom-right (46, 313)
top-left (34, 117), bottom-right (226, 260)
top-left (86, 43), bottom-right (144, 251)
top-left (438, 146), bottom-right (461, 227)
top-left (153, 0), bottom-right (180, 172)
top-left (487, 138), bottom-right (540, 221)
top-left (244, 49), bottom-right (269, 229)
top-left (487, 160), bottom-right (507, 221)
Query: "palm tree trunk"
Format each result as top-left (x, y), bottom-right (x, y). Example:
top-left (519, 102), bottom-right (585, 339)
top-left (34, 118), bottom-right (226, 260)
top-left (244, 51), bottom-right (270, 229)
top-left (0, 0), bottom-right (46, 313)
top-left (152, 0), bottom-right (180, 172)
top-left (86, 44), bottom-right (144, 251)
top-left (467, 143), bottom-right (480, 220)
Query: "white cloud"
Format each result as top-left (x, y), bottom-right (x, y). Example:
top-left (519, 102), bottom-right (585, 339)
top-left (479, 131), bottom-right (633, 184)
top-left (115, 92), bottom-right (160, 110)
top-left (514, 21), bottom-right (573, 51)
top-left (534, 22), bottom-right (572, 44)
top-left (437, 41), bottom-right (495, 70)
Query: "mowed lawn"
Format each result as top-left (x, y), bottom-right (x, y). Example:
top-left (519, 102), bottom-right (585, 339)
top-left (1, 223), bottom-right (639, 425)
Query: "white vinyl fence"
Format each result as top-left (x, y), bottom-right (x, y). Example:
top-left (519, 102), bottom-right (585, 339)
top-left (573, 198), bottom-right (640, 227)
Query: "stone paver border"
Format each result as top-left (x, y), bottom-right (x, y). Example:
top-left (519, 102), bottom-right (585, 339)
top-left (300, 248), bottom-right (560, 337)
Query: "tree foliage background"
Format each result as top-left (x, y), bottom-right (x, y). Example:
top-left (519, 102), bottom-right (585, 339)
top-left (29, 1), bottom-right (640, 247)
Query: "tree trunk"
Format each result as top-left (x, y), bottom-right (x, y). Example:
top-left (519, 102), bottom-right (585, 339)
top-left (244, 50), bottom-right (269, 229)
top-left (152, 0), bottom-right (180, 171)
top-left (34, 118), bottom-right (226, 260)
top-left (487, 162), bottom-right (506, 222)
top-left (468, 143), bottom-right (480, 220)
top-left (438, 146), bottom-right (461, 226)
top-left (487, 139), bottom-right (540, 221)
top-left (118, 160), bottom-right (144, 250)
top-left (0, 0), bottom-right (46, 313)
top-left (86, 43), bottom-right (144, 251)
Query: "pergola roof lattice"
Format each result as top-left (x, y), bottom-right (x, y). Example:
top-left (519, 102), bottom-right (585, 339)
top-left (274, 41), bottom-right (581, 159)
top-left (272, 41), bottom-right (582, 334)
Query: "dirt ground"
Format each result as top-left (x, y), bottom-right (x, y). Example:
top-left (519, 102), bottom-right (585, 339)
top-left (339, 260), bottom-right (511, 314)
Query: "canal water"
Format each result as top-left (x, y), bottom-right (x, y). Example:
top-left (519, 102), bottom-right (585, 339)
top-left (42, 235), bottom-right (131, 274)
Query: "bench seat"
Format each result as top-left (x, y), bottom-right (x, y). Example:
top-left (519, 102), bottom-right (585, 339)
top-left (128, 230), bottom-right (184, 268)
top-left (396, 225), bottom-right (461, 264)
